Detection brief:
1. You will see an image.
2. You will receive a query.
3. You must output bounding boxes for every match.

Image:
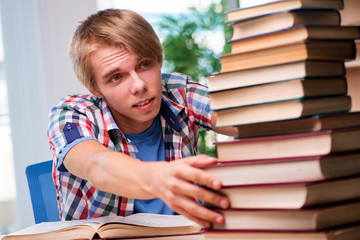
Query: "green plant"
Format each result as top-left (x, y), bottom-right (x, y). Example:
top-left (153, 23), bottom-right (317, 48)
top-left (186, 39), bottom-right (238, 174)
top-left (157, 2), bottom-right (232, 156)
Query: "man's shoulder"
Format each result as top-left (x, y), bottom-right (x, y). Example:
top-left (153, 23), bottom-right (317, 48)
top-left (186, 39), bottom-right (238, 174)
top-left (161, 72), bottom-right (190, 88)
top-left (161, 72), bottom-right (208, 95)
top-left (53, 94), bottom-right (103, 112)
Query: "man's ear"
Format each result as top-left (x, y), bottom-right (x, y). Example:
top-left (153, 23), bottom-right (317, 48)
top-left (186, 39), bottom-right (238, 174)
top-left (89, 86), bottom-right (104, 98)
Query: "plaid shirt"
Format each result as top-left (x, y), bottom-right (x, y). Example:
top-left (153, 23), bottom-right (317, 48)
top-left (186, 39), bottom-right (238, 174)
top-left (47, 72), bottom-right (213, 220)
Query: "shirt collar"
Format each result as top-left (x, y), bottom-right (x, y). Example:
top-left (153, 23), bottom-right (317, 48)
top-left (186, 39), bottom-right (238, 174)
top-left (160, 95), bottom-right (184, 132)
top-left (101, 99), bottom-right (120, 132)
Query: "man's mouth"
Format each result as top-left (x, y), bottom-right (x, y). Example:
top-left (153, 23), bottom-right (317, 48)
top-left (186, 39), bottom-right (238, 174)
top-left (134, 98), bottom-right (153, 107)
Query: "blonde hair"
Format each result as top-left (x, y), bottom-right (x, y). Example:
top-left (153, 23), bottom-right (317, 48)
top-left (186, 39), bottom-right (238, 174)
top-left (70, 9), bottom-right (163, 89)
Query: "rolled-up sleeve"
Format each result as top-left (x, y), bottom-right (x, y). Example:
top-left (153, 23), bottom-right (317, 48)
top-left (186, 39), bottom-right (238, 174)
top-left (47, 95), bottom-right (101, 172)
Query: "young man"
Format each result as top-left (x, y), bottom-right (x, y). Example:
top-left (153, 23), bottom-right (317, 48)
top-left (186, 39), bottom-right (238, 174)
top-left (48, 9), bottom-right (237, 228)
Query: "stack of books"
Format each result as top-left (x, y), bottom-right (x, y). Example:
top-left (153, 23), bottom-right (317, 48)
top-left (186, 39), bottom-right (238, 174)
top-left (203, 0), bottom-right (360, 239)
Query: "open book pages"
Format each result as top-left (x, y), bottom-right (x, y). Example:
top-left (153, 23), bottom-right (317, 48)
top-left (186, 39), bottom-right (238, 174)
top-left (3, 213), bottom-right (202, 240)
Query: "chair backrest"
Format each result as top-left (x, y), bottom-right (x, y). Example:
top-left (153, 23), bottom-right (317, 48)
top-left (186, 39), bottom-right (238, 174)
top-left (25, 160), bottom-right (60, 223)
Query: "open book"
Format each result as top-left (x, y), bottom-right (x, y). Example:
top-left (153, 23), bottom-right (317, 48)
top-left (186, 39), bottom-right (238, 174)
top-left (2, 213), bottom-right (202, 240)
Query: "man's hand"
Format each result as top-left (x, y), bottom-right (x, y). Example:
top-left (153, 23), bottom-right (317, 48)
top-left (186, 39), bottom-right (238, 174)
top-left (147, 155), bottom-right (230, 228)
top-left (65, 141), bottom-right (229, 227)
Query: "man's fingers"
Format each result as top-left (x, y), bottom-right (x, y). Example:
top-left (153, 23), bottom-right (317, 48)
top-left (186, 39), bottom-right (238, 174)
top-left (172, 206), bottom-right (211, 228)
top-left (149, 157), bottom-right (230, 227)
top-left (169, 195), bottom-right (225, 227)
top-left (167, 178), bottom-right (229, 209)
top-left (185, 154), bottom-right (218, 168)
top-left (175, 160), bottom-right (223, 191)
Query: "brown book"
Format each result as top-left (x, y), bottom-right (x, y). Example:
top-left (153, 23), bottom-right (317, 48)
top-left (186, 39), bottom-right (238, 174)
top-left (204, 152), bottom-right (360, 185)
top-left (226, 0), bottom-right (344, 23)
top-left (215, 127), bottom-right (360, 161)
top-left (219, 40), bottom-right (355, 73)
top-left (230, 25), bottom-right (360, 54)
top-left (233, 112), bottom-right (360, 138)
top-left (208, 60), bottom-right (345, 92)
top-left (215, 176), bottom-right (360, 209)
top-left (230, 10), bottom-right (341, 40)
top-left (214, 95), bottom-right (350, 127)
top-left (212, 201), bottom-right (360, 231)
top-left (209, 77), bottom-right (347, 110)
top-left (2, 214), bottom-right (201, 240)
top-left (202, 224), bottom-right (360, 240)
top-left (346, 56), bottom-right (360, 112)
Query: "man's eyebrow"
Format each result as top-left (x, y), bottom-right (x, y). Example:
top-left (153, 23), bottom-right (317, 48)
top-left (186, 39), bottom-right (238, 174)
top-left (101, 57), bottom-right (145, 80)
top-left (102, 68), bottom-right (121, 80)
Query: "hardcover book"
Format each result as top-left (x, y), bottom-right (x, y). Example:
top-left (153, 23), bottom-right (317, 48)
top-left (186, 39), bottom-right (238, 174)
top-left (215, 127), bottom-right (360, 161)
top-left (212, 200), bottom-right (360, 231)
top-left (219, 40), bottom-right (355, 73)
top-left (230, 10), bottom-right (341, 40)
top-left (230, 25), bottom-right (360, 54)
top-left (233, 112), bottom-right (360, 138)
top-left (209, 77), bottom-right (347, 110)
top-left (213, 176), bottom-right (360, 209)
top-left (214, 95), bottom-right (351, 127)
top-left (202, 224), bottom-right (360, 240)
top-left (208, 60), bottom-right (345, 92)
top-left (226, 0), bottom-right (344, 23)
top-left (203, 152), bottom-right (360, 185)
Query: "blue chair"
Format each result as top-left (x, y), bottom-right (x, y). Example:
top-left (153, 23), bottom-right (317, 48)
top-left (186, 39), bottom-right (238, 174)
top-left (25, 160), bottom-right (60, 223)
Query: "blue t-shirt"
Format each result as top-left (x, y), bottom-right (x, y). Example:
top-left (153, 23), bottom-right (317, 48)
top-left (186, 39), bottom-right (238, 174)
top-left (124, 116), bottom-right (175, 215)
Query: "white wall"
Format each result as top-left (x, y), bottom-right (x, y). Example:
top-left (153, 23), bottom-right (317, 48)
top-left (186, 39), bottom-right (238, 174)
top-left (0, 0), bottom-right (96, 229)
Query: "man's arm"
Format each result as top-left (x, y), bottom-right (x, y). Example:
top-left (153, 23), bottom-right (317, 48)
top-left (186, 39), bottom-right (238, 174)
top-left (64, 139), bottom-right (229, 227)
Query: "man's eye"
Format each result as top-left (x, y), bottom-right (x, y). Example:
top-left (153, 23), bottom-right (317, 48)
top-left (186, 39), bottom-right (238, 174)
top-left (140, 61), bottom-right (151, 69)
top-left (111, 74), bottom-right (122, 82)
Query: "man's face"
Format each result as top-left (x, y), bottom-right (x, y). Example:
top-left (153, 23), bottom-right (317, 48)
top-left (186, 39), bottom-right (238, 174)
top-left (90, 45), bottom-right (163, 134)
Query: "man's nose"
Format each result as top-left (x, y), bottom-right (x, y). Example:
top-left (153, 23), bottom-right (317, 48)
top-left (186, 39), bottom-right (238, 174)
top-left (130, 72), bottom-right (147, 95)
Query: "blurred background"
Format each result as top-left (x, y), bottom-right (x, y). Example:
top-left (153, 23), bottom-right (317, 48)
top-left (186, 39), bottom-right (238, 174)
top-left (0, 0), bottom-right (275, 233)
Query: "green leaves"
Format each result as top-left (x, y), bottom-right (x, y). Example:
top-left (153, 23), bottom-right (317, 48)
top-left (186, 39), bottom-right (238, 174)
top-left (158, 2), bottom-right (232, 156)
top-left (158, 2), bottom-right (232, 82)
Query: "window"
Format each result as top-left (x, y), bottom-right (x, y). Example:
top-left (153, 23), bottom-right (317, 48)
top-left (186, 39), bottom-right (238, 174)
top-left (0, 18), bottom-right (16, 234)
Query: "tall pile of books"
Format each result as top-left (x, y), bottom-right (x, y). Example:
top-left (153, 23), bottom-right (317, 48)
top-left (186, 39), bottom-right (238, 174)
top-left (203, 0), bottom-right (360, 239)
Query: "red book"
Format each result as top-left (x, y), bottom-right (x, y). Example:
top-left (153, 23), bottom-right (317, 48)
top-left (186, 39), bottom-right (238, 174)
top-left (226, 0), bottom-right (344, 23)
top-left (202, 224), bottom-right (360, 240)
top-left (215, 127), bottom-right (360, 162)
top-left (205, 176), bottom-right (360, 209)
top-left (204, 151), bottom-right (360, 186)
top-left (211, 200), bottom-right (360, 231)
